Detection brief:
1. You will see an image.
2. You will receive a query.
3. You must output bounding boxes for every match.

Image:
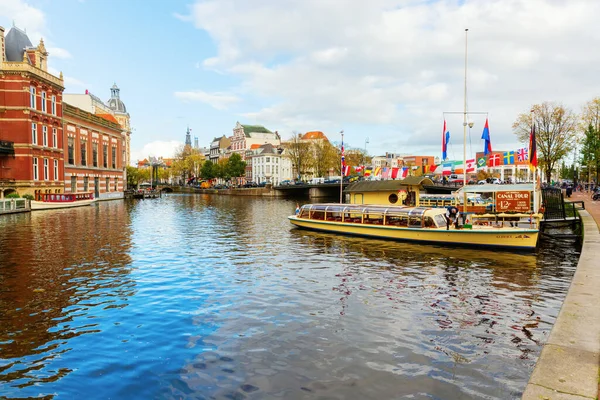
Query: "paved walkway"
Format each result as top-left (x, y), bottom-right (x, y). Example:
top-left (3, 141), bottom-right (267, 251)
top-left (570, 190), bottom-right (600, 228)
top-left (522, 191), bottom-right (600, 399)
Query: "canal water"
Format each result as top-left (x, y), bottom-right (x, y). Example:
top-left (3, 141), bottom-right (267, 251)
top-left (0, 194), bottom-right (580, 399)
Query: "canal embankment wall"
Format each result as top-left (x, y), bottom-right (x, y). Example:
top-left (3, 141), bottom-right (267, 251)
top-left (522, 206), bottom-right (600, 399)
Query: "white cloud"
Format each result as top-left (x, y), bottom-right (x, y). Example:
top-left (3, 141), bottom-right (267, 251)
top-left (174, 90), bottom-right (241, 110)
top-left (130, 140), bottom-right (183, 166)
top-left (47, 47), bottom-right (72, 59)
top-left (180, 0), bottom-right (600, 156)
top-left (0, 0), bottom-right (45, 39)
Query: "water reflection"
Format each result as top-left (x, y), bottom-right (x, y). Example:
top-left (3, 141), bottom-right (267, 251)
top-left (0, 202), bottom-right (134, 392)
top-left (0, 195), bottom-right (580, 399)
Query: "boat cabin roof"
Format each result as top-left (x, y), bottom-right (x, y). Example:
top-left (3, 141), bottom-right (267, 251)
top-left (301, 203), bottom-right (446, 217)
top-left (344, 177), bottom-right (434, 193)
top-left (456, 183), bottom-right (535, 194)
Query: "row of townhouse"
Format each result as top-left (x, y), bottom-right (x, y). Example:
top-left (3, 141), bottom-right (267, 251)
top-left (0, 25), bottom-right (131, 200)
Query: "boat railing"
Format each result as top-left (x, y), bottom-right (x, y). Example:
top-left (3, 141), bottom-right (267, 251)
top-left (36, 192), bottom-right (94, 202)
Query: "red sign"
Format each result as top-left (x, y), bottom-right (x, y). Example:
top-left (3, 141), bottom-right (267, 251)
top-left (495, 191), bottom-right (531, 212)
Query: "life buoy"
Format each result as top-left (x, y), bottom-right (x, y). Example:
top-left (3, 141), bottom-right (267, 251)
top-left (539, 204), bottom-right (546, 214)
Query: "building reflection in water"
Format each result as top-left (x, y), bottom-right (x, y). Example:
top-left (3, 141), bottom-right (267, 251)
top-left (0, 201), bottom-right (134, 389)
top-left (289, 229), bottom-right (577, 363)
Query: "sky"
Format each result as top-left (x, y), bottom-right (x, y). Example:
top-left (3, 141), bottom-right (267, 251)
top-left (1, 0), bottom-right (599, 165)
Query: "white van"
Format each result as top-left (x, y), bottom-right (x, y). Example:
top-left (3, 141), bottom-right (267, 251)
top-left (311, 177), bottom-right (325, 184)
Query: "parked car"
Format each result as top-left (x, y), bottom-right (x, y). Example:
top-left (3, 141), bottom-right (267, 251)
top-left (280, 180), bottom-right (292, 186)
top-left (243, 182), bottom-right (258, 188)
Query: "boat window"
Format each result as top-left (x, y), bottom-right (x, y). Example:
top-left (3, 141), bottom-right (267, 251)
top-left (408, 216), bottom-right (423, 227)
top-left (388, 193), bottom-right (398, 204)
top-left (434, 214), bottom-right (447, 227)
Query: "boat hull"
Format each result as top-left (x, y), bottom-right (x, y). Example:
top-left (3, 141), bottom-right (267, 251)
top-left (288, 216), bottom-right (539, 250)
top-left (31, 199), bottom-right (96, 210)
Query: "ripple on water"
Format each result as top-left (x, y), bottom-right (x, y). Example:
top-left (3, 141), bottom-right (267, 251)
top-left (0, 195), bottom-right (580, 399)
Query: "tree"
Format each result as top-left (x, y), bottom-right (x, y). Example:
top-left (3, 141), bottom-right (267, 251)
top-left (580, 97), bottom-right (600, 134)
top-left (126, 166), bottom-right (140, 189)
top-left (285, 132), bottom-right (312, 181)
top-left (580, 123), bottom-right (600, 184)
top-left (512, 102), bottom-right (577, 182)
top-left (312, 139), bottom-right (339, 177)
top-left (227, 153), bottom-right (246, 180)
top-left (200, 160), bottom-right (216, 180)
top-left (216, 158), bottom-right (230, 181)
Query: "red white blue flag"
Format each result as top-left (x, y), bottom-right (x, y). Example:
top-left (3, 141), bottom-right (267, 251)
top-left (481, 118), bottom-right (492, 155)
top-left (517, 147), bottom-right (528, 162)
top-left (442, 120), bottom-right (450, 161)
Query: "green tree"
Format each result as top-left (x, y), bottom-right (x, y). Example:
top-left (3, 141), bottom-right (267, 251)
top-left (126, 166), bottom-right (140, 189)
top-left (227, 153), bottom-right (246, 180)
top-left (200, 160), bottom-right (216, 180)
top-left (512, 102), bottom-right (577, 183)
top-left (580, 123), bottom-right (600, 184)
top-left (312, 139), bottom-right (339, 177)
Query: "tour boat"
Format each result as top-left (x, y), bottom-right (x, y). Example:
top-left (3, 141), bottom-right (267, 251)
top-left (31, 192), bottom-right (96, 211)
top-left (289, 203), bottom-right (540, 250)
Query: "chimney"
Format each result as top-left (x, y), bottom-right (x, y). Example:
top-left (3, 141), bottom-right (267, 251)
top-left (0, 26), bottom-right (5, 67)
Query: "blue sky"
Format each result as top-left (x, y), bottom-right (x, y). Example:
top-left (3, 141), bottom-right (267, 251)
top-left (2, 0), bottom-right (600, 164)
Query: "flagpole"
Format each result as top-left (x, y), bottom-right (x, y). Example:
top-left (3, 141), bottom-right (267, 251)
top-left (340, 130), bottom-right (344, 204)
top-left (531, 110), bottom-right (538, 215)
top-left (462, 28), bottom-right (469, 221)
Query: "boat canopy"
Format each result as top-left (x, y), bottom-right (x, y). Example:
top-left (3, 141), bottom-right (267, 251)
top-left (300, 203), bottom-right (438, 218)
top-left (456, 183), bottom-right (536, 194)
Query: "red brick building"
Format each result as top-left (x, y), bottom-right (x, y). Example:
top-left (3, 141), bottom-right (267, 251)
top-left (63, 104), bottom-right (126, 199)
top-left (0, 26), bottom-right (65, 198)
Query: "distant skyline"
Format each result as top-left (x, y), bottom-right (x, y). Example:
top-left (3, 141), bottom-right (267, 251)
top-left (2, 0), bottom-right (599, 164)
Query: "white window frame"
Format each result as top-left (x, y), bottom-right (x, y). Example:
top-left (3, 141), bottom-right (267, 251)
top-left (52, 128), bottom-right (58, 148)
top-left (33, 157), bottom-right (38, 180)
top-left (43, 158), bottom-right (49, 180)
top-left (32, 123), bottom-right (37, 145)
top-left (54, 159), bottom-right (59, 181)
top-left (42, 126), bottom-right (48, 147)
top-left (51, 95), bottom-right (56, 115)
top-left (41, 91), bottom-right (47, 112)
top-left (30, 87), bottom-right (36, 109)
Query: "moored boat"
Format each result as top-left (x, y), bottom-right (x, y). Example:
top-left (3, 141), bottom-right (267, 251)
top-left (289, 203), bottom-right (540, 250)
top-left (31, 192), bottom-right (96, 211)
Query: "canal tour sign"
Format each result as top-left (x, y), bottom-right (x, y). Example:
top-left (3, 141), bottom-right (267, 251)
top-left (495, 191), bottom-right (531, 212)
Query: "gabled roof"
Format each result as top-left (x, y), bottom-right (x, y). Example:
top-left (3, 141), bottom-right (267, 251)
top-left (242, 124), bottom-right (272, 136)
top-left (302, 131), bottom-right (328, 140)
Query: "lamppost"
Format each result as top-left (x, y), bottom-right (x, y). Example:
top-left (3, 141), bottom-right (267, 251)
top-left (364, 137), bottom-right (369, 167)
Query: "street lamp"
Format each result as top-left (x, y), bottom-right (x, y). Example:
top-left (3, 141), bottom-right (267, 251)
top-left (364, 137), bottom-right (369, 166)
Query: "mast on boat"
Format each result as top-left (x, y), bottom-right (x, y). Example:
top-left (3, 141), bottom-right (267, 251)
top-left (463, 28), bottom-right (469, 218)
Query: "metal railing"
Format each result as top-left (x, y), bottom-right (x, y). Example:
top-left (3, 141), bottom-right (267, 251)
top-left (0, 199), bottom-right (30, 213)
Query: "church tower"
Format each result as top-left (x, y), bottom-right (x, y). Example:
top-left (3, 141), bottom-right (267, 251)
top-left (107, 83), bottom-right (131, 166)
top-left (185, 127), bottom-right (192, 147)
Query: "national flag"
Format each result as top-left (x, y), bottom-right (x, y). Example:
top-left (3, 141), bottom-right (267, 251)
top-left (342, 165), bottom-right (350, 176)
top-left (429, 165), bottom-right (438, 173)
top-left (529, 124), bottom-right (537, 171)
top-left (488, 154), bottom-right (501, 167)
top-left (503, 151), bottom-right (515, 165)
top-left (391, 167), bottom-right (400, 179)
top-left (382, 167), bottom-right (389, 179)
top-left (481, 118), bottom-right (492, 155)
top-left (364, 168), bottom-right (372, 177)
top-left (374, 166), bottom-right (382, 176)
top-left (442, 120), bottom-right (450, 161)
top-left (465, 158), bottom-right (475, 173)
top-left (477, 157), bottom-right (486, 168)
top-left (341, 139), bottom-right (346, 167)
top-left (442, 163), bottom-right (452, 176)
top-left (355, 165), bottom-right (364, 172)
top-left (517, 147), bottom-right (528, 162)
top-left (401, 167), bottom-right (409, 178)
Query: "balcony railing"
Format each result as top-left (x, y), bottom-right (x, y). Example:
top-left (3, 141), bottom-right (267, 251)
top-left (0, 140), bottom-right (15, 155)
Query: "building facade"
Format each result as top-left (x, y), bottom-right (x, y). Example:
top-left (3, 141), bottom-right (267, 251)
top-left (209, 135), bottom-right (231, 164)
top-left (106, 84), bottom-right (131, 167)
top-left (248, 143), bottom-right (293, 185)
top-left (230, 122), bottom-right (280, 160)
top-left (63, 103), bottom-right (126, 199)
top-left (0, 26), bottom-right (65, 199)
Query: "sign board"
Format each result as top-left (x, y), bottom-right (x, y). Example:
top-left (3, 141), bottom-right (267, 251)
top-left (495, 191), bottom-right (531, 212)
